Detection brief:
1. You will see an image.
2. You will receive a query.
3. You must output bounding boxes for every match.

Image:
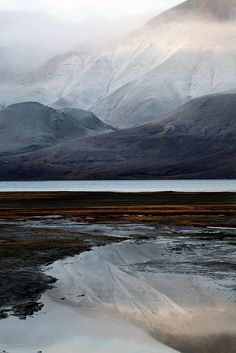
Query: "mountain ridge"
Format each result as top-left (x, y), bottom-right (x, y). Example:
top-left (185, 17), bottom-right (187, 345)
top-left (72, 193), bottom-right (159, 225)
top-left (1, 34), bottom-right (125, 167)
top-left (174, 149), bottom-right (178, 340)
top-left (0, 0), bottom-right (235, 128)
top-left (0, 102), bottom-right (113, 156)
top-left (0, 93), bottom-right (235, 180)
top-left (148, 0), bottom-right (236, 26)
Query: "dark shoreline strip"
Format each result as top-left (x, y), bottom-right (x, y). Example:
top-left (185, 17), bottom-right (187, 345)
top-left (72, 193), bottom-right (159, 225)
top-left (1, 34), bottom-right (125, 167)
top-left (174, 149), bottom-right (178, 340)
top-left (0, 192), bottom-right (235, 226)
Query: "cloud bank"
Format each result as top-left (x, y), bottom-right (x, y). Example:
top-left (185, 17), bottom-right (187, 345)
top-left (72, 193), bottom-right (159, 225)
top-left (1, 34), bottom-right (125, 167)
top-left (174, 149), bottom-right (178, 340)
top-left (0, 1), bottom-right (184, 69)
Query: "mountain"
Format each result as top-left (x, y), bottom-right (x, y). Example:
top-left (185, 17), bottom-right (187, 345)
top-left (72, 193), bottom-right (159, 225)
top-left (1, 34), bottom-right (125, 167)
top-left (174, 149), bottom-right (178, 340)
top-left (92, 0), bottom-right (236, 128)
top-left (61, 107), bottom-right (114, 133)
top-left (0, 93), bottom-right (235, 180)
top-left (0, 0), bottom-right (235, 128)
top-left (0, 102), bottom-right (113, 156)
top-left (148, 0), bottom-right (236, 23)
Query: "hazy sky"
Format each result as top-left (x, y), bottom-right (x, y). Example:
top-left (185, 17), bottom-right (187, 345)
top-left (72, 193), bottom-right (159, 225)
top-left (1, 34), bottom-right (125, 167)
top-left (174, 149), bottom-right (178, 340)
top-left (0, 0), bottom-right (183, 22)
top-left (0, 0), bottom-right (184, 68)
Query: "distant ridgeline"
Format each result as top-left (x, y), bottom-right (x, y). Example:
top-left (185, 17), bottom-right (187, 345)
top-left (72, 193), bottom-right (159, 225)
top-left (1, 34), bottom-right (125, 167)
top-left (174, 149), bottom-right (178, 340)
top-left (0, 93), bottom-right (235, 180)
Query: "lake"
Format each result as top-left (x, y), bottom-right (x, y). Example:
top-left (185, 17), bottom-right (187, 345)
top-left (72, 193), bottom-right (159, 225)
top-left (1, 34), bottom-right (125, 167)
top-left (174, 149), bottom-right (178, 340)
top-left (0, 180), bottom-right (235, 192)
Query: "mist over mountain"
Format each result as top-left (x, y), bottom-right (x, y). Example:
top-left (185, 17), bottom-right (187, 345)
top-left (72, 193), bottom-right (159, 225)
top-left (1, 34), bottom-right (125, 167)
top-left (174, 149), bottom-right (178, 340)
top-left (0, 93), bottom-right (235, 180)
top-left (0, 0), bottom-right (235, 180)
top-left (93, 0), bottom-right (236, 128)
top-left (0, 0), bottom-right (235, 129)
top-left (148, 0), bottom-right (236, 24)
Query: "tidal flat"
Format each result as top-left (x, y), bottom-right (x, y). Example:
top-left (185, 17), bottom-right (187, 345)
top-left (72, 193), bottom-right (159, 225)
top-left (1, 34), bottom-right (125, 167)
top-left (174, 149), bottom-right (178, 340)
top-left (0, 192), bottom-right (235, 353)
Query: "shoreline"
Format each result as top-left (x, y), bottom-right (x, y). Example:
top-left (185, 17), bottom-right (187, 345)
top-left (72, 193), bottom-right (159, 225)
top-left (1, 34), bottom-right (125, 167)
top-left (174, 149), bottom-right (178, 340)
top-left (0, 191), bottom-right (235, 352)
top-left (0, 191), bottom-right (235, 227)
top-left (1, 235), bottom-right (235, 353)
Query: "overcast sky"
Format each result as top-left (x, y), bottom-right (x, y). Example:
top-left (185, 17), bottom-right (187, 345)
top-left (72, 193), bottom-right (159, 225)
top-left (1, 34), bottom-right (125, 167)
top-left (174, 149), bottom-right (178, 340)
top-left (0, 0), bottom-right (183, 22)
top-left (0, 0), bottom-right (184, 67)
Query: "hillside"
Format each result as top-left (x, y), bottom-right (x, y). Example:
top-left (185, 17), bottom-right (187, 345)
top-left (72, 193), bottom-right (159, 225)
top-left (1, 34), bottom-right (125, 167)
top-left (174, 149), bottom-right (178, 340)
top-left (0, 102), bottom-right (113, 156)
top-left (0, 0), bottom-right (235, 128)
top-left (0, 93), bottom-right (235, 179)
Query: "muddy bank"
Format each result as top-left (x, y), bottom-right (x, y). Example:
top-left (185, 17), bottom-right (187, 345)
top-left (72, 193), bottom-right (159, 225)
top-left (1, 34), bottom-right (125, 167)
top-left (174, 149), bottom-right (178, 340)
top-left (0, 191), bottom-right (235, 321)
top-left (0, 192), bottom-right (235, 227)
top-left (0, 224), bottom-right (130, 319)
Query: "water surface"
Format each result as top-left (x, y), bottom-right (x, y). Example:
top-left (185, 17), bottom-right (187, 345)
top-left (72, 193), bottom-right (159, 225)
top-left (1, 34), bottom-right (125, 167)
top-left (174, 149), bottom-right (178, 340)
top-left (0, 180), bottom-right (235, 192)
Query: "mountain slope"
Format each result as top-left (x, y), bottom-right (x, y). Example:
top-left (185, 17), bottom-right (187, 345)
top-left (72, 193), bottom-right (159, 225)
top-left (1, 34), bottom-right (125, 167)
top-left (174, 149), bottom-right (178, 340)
top-left (0, 93), bottom-right (235, 180)
top-left (92, 0), bottom-right (236, 127)
top-left (0, 0), bottom-right (236, 128)
top-left (0, 102), bottom-right (113, 156)
top-left (0, 0), bottom-right (235, 128)
top-left (148, 0), bottom-right (236, 24)
top-left (62, 107), bottom-right (114, 133)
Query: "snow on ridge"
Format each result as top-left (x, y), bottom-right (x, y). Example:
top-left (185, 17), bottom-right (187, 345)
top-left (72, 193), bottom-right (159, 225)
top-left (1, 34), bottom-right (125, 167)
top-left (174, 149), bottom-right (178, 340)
top-left (0, 2), bottom-right (235, 128)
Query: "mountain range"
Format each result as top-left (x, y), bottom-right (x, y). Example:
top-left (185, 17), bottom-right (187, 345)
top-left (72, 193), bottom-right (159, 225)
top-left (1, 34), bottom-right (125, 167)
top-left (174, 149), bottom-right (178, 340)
top-left (0, 93), bottom-right (235, 180)
top-left (0, 0), bottom-right (235, 180)
top-left (0, 0), bottom-right (235, 129)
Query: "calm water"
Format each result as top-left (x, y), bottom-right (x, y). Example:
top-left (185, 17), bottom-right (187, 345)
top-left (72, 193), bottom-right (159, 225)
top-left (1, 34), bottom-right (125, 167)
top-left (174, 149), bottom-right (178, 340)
top-left (0, 180), bottom-right (235, 192)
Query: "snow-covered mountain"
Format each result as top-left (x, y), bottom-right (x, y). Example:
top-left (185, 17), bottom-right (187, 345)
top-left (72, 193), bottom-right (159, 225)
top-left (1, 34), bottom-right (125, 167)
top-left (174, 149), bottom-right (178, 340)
top-left (0, 0), bottom-right (235, 128)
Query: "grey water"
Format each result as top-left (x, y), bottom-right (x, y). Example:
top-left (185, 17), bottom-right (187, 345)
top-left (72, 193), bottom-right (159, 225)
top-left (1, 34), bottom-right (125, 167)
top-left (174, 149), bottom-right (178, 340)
top-left (0, 180), bottom-right (236, 192)
top-left (0, 215), bottom-right (235, 353)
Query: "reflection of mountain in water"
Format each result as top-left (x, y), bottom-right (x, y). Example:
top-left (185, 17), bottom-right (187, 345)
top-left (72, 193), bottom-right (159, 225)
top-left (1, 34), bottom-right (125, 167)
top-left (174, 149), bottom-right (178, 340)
top-left (47, 232), bottom-right (236, 353)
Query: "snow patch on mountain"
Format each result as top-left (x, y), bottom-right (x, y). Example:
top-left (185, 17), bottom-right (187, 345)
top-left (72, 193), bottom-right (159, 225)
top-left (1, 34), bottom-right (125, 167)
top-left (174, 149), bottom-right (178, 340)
top-left (0, 0), bottom-right (235, 128)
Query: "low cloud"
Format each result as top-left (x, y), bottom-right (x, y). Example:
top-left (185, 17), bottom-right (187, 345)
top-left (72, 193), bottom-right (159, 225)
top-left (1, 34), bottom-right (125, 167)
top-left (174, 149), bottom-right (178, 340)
top-left (0, 1), bottom-right (184, 21)
top-left (0, 1), bottom-right (185, 69)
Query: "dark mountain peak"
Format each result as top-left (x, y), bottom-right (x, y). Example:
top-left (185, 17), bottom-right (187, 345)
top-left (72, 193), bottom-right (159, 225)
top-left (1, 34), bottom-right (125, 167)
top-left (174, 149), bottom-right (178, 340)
top-left (0, 101), bottom-right (114, 156)
top-left (9, 101), bottom-right (44, 108)
top-left (178, 0), bottom-right (236, 19)
top-left (158, 93), bottom-right (236, 137)
top-left (148, 0), bottom-right (236, 27)
top-left (5, 101), bottom-right (53, 115)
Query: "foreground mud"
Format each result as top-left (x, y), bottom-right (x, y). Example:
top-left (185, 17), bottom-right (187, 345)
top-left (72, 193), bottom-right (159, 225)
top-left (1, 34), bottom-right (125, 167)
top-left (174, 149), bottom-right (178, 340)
top-left (0, 191), bottom-right (235, 349)
top-left (0, 223), bottom-right (131, 319)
